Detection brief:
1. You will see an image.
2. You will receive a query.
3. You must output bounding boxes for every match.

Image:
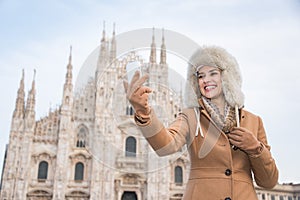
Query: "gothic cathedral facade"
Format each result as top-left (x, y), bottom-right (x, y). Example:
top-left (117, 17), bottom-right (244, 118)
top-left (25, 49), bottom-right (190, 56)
top-left (0, 27), bottom-right (189, 200)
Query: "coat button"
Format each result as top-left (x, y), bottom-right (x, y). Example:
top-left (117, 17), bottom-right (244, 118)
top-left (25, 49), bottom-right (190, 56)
top-left (225, 197), bottom-right (231, 200)
top-left (225, 169), bottom-right (232, 176)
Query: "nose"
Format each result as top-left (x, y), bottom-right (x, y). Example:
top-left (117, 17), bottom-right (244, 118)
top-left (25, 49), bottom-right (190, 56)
top-left (202, 75), bottom-right (210, 83)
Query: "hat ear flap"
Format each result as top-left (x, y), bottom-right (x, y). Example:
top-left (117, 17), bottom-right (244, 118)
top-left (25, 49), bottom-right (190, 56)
top-left (222, 69), bottom-right (244, 108)
top-left (184, 63), bottom-right (201, 108)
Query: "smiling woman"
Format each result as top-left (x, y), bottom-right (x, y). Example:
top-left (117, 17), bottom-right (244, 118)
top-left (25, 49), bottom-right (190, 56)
top-left (124, 45), bottom-right (279, 199)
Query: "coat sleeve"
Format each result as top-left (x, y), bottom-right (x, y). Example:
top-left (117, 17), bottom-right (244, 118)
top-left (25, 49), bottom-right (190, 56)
top-left (135, 108), bottom-right (191, 156)
top-left (249, 116), bottom-right (279, 189)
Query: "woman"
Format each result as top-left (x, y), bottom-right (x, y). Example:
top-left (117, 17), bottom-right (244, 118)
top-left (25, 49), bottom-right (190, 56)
top-left (123, 46), bottom-right (278, 200)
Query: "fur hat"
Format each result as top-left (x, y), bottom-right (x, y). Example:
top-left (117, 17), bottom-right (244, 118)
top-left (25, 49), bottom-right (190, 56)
top-left (184, 45), bottom-right (244, 108)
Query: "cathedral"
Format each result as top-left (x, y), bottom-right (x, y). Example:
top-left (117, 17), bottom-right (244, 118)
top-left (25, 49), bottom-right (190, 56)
top-left (0, 27), bottom-right (189, 200)
top-left (1, 26), bottom-right (300, 200)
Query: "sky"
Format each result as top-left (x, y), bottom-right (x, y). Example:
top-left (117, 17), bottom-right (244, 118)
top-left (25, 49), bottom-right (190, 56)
top-left (1, 0), bottom-right (300, 183)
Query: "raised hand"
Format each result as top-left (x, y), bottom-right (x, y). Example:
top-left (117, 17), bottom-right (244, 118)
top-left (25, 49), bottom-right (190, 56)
top-left (123, 71), bottom-right (152, 119)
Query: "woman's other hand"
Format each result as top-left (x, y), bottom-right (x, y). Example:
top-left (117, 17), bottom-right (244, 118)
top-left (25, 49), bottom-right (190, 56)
top-left (227, 127), bottom-right (263, 156)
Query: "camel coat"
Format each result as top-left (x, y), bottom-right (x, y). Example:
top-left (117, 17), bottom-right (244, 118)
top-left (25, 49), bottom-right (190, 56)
top-left (136, 103), bottom-right (278, 200)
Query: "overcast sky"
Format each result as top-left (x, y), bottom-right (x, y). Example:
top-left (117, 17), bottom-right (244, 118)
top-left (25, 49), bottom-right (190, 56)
top-left (1, 0), bottom-right (300, 183)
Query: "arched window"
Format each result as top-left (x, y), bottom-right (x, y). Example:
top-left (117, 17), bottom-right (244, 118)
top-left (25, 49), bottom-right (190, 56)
top-left (271, 195), bottom-right (275, 200)
top-left (174, 166), bottom-right (183, 184)
top-left (76, 126), bottom-right (87, 148)
top-left (126, 106), bottom-right (134, 115)
top-left (121, 191), bottom-right (137, 200)
top-left (125, 136), bottom-right (136, 157)
top-left (65, 96), bottom-right (69, 104)
top-left (130, 107), bottom-right (134, 115)
top-left (37, 161), bottom-right (48, 180)
top-left (74, 162), bottom-right (84, 181)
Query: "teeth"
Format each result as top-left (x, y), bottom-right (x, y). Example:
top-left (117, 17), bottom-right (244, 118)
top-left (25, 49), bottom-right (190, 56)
top-left (205, 86), bottom-right (216, 90)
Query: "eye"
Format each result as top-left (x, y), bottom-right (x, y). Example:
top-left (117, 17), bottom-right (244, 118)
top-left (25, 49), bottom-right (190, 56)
top-left (198, 74), bottom-right (204, 79)
top-left (196, 73), bottom-right (204, 79)
top-left (210, 72), bottom-right (219, 76)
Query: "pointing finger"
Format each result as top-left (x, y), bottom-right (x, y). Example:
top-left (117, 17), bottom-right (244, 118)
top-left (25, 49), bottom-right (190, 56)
top-left (123, 79), bottom-right (129, 93)
top-left (134, 74), bottom-right (149, 88)
top-left (129, 70), bottom-right (141, 89)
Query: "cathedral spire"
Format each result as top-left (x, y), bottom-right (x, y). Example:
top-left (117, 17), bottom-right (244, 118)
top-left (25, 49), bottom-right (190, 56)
top-left (160, 28), bottom-right (166, 64)
top-left (96, 21), bottom-right (108, 76)
top-left (61, 47), bottom-right (73, 109)
top-left (150, 27), bottom-right (156, 64)
top-left (13, 69), bottom-right (25, 118)
top-left (101, 21), bottom-right (106, 42)
top-left (110, 22), bottom-right (116, 63)
top-left (65, 46), bottom-right (73, 86)
top-left (25, 70), bottom-right (36, 119)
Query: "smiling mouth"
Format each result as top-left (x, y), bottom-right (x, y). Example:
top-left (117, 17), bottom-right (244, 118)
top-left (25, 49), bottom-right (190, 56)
top-left (204, 85), bottom-right (216, 91)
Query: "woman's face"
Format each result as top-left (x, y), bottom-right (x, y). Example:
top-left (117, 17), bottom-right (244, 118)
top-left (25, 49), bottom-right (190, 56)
top-left (197, 65), bottom-right (223, 100)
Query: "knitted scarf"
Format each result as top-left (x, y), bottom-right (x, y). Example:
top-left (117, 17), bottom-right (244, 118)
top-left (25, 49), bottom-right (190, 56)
top-left (201, 96), bottom-right (236, 133)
